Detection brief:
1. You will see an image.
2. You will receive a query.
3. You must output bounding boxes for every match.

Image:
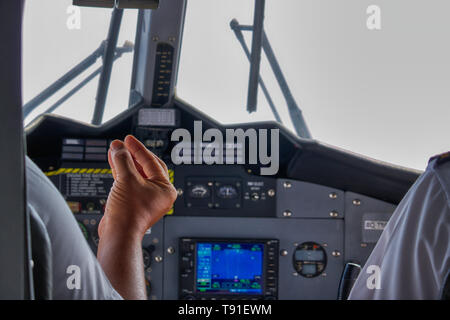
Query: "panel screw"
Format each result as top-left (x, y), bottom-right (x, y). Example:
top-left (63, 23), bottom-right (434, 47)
top-left (332, 251), bottom-right (341, 257)
top-left (329, 211), bottom-right (339, 218)
top-left (283, 210), bottom-right (292, 217)
top-left (154, 255), bottom-right (163, 263)
top-left (293, 272), bottom-right (299, 276)
top-left (280, 249), bottom-right (288, 256)
top-left (168, 36), bottom-right (176, 42)
top-left (361, 243), bottom-right (368, 248)
top-left (167, 247), bottom-right (175, 255)
top-left (353, 199), bottom-right (361, 206)
top-left (283, 181), bottom-right (292, 188)
top-left (177, 188), bottom-right (183, 196)
top-left (268, 189), bottom-right (275, 197)
top-left (329, 192), bottom-right (337, 199)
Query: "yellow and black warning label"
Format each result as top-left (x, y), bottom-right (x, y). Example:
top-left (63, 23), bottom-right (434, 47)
top-left (45, 168), bottom-right (112, 176)
top-left (45, 167), bottom-right (174, 182)
top-left (45, 167), bottom-right (175, 215)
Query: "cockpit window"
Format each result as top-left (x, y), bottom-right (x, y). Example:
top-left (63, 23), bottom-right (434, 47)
top-left (177, 0), bottom-right (450, 170)
top-left (178, 0), bottom-right (284, 128)
top-left (23, 0), bottom-right (137, 125)
top-left (22, 1), bottom-right (450, 170)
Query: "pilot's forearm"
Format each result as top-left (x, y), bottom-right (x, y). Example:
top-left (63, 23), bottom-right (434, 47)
top-left (97, 227), bottom-right (147, 300)
top-left (96, 137), bottom-right (176, 300)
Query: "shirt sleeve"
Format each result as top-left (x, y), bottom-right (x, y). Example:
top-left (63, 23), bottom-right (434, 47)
top-left (348, 159), bottom-right (450, 300)
top-left (26, 157), bottom-right (123, 300)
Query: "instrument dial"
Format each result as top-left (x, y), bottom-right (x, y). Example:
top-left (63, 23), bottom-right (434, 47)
top-left (293, 242), bottom-right (327, 278)
top-left (217, 185), bottom-right (238, 199)
top-left (189, 184), bottom-right (210, 199)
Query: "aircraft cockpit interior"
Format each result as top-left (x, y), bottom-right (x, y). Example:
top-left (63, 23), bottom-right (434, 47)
top-left (0, 0), bottom-right (449, 304)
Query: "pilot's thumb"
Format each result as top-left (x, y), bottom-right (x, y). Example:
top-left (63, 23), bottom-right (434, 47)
top-left (110, 140), bottom-right (137, 180)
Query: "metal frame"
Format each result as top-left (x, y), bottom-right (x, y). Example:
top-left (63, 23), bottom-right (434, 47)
top-left (246, 0), bottom-right (265, 114)
top-left (129, 0), bottom-right (187, 106)
top-left (22, 43), bottom-right (106, 119)
top-left (230, 19), bottom-right (281, 123)
top-left (261, 31), bottom-right (311, 138)
top-left (42, 44), bottom-right (133, 116)
top-left (230, 20), bottom-right (311, 139)
top-left (0, 0), bottom-right (33, 299)
top-left (23, 42), bottom-right (133, 120)
top-left (92, 8), bottom-right (124, 124)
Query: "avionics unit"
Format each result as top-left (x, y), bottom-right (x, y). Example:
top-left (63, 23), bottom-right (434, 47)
top-left (179, 238), bottom-right (278, 300)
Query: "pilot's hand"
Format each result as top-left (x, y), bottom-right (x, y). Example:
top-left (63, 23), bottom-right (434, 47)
top-left (99, 135), bottom-right (177, 239)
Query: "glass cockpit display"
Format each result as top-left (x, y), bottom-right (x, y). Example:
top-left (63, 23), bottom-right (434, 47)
top-left (178, 238), bottom-right (278, 299)
top-left (195, 242), bottom-right (264, 294)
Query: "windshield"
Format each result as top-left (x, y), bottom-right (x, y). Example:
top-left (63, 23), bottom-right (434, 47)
top-left (177, 0), bottom-right (450, 170)
top-left (23, 1), bottom-right (450, 171)
top-left (23, 0), bottom-right (137, 125)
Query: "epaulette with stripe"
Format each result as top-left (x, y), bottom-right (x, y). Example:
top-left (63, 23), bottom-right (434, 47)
top-left (429, 151), bottom-right (450, 167)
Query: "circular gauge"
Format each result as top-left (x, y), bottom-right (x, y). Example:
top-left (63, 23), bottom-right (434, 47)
top-left (78, 222), bottom-right (89, 240)
top-left (293, 242), bottom-right (327, 278)
top-left (188, 184), bottom-right (210, 199)
top-left (217, 185), bottom-right (238, 199)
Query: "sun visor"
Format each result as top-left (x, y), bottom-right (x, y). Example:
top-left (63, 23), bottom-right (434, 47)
top-left (116, 0), bottom-right (159, 9)
top-left (73, 0), bottom-right (115, 8)
top-left (73, 0), bottom-right (159, 9)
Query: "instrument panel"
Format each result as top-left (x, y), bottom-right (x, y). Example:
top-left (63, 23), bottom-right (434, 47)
top-left (25, 101), bottom-right (418, 300)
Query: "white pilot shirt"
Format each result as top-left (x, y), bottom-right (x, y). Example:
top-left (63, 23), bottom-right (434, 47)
top-left (26, 156), bottom-right (123, 300)
top-left (349, 153), bottom-right (450, 299)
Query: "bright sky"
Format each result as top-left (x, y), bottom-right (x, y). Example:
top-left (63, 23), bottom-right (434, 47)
top-left (23, 0), bottom-right (450, 171)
